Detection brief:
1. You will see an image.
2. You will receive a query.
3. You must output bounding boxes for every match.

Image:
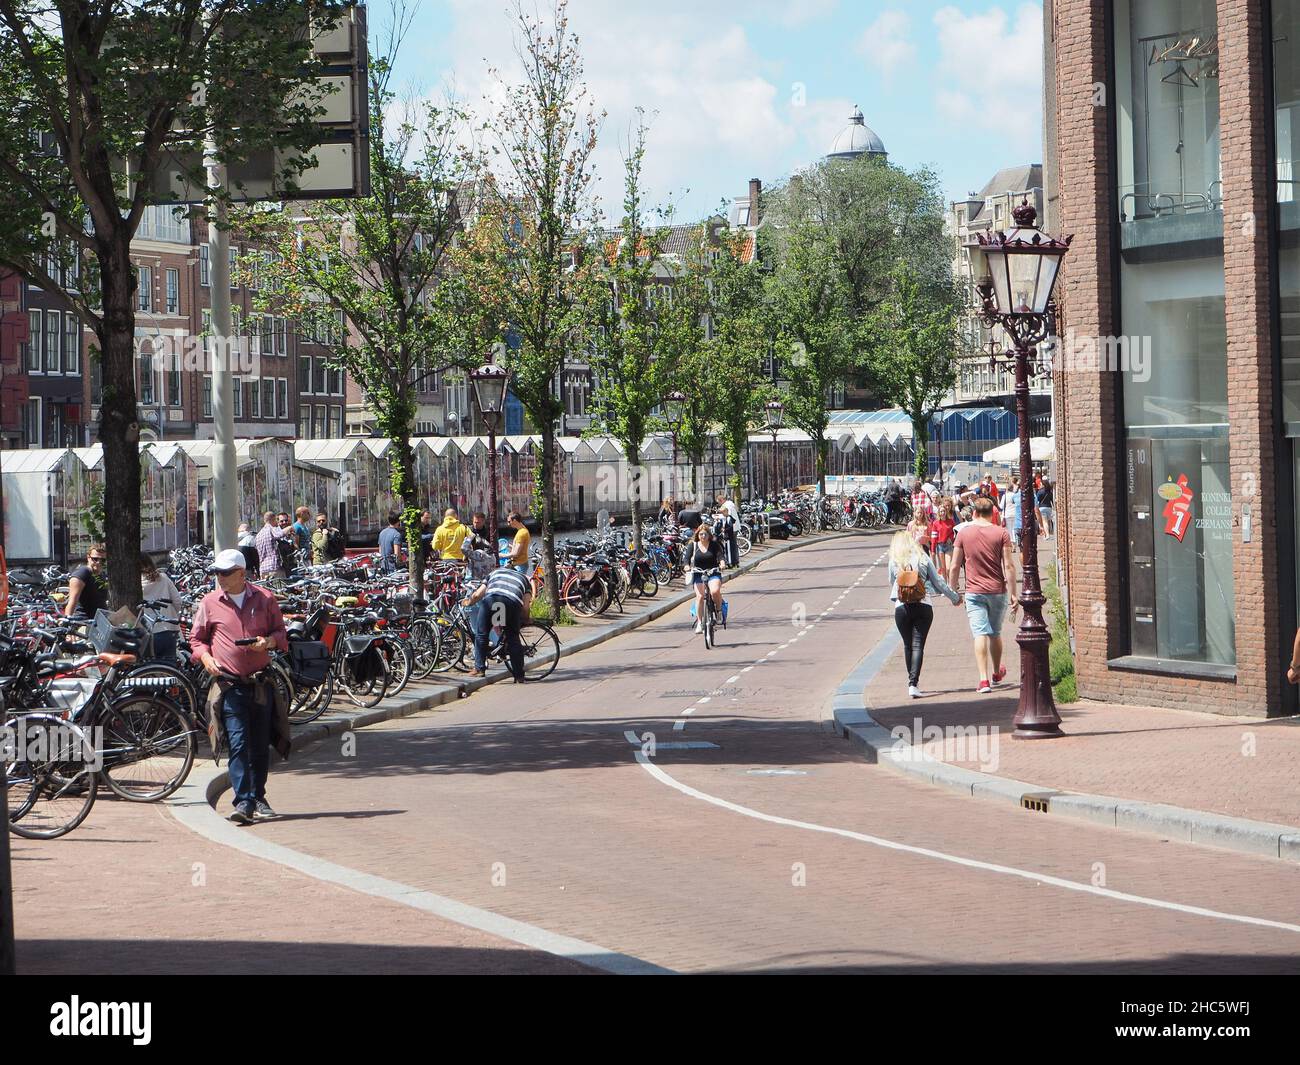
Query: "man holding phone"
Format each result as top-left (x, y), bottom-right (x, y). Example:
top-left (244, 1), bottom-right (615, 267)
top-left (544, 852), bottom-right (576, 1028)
top-left (188, 549), bottom-right (290, 824)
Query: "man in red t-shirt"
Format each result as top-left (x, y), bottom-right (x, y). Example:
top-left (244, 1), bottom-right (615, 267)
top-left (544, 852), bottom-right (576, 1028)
top-left (950, 496), bottom-right (1019, 694)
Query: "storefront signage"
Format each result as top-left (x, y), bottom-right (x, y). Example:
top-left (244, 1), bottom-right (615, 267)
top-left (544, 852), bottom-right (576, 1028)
top-left (1159, 474), bottom-right (1194, 542)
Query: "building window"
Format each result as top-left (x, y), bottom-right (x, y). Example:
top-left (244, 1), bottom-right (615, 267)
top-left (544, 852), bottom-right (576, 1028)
top-left (316, 404), bottom-right (329, 438)
top-left (261, 315), bottom-right (273, 355)
top-left (329, 367), bottom-right (343, 395)
top-left (299, 355), bottom-right (312, 395)
top-left (136, 266), bottom-right (152, 312)
top-left (138, 350), bottom-right (154, 406)
top-left (27, 309), bottom-right (40, 371)
top-left (276, 316), bottom-right (287, 355)
top-left (22, 397), bottom-right (41, 448)
top-left (298, 410), bottom-right (310, 438)
top-left (248, 379), bottom-right (260, 419)
top-left (232, 376), bottom-right (242, 418)
top-left (314, 357), bottom-right (328, 395)
top-left (261, 377), bottom-right (275, 418)
top-left (330, 406), bottom-right (343, 438)
top-left (199, 245), bottom-right (210, 287)
top-left (64, 315), bottom-right (79, 375)
top-left (277, 378), bottom-right (288, 420)
top-left (1114, 0), bottom-right (1232, 667)
top-left (45, 310), bottom-right (59, 373)
top-left (229, 247), bottom-right (238, 289)
top-left (165, 268), bottom-right (179, 314)
top-left (168, 353), bottom-right (182, 407)
top-left (202, 375), bottom-right (212, 418)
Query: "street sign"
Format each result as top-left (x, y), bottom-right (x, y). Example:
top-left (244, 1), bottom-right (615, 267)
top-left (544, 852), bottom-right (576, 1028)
top-left (115, 5), bottom-right (370, 205)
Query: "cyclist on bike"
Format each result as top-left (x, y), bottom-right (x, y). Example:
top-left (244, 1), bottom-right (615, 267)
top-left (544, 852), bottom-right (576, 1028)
top-left (687, 525), bottom-right (725, 634)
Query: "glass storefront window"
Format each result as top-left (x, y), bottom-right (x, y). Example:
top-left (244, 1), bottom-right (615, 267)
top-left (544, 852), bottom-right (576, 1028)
top-left (1115, 0), bottom-right (1234, 667)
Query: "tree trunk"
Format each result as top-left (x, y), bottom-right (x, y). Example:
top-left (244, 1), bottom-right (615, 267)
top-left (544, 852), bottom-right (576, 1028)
top-left (815, 433), bottom-right (828, 495)
top-left (911, 414), bottom-right (929, 481)
top-left (627, 441), bottom-right (642, 556)
top-left (389, 433), bottom-right (422, 597)
top-left (97, 235), bottom-right (142, 610)
top-left (540, 422), bottom-right (561, 620)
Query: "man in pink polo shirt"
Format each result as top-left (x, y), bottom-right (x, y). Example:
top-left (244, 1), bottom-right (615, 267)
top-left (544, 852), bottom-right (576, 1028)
top-left (189, 549), bottom-right (289, 824)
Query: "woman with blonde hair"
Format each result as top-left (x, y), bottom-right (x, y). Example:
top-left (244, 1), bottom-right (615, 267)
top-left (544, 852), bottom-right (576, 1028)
top-left (887, 529), bottom-right (962, 699)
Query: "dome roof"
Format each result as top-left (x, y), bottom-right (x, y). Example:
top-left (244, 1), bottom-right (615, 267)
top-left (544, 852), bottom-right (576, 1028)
top-left (826, 106), bottom-right (886, 161)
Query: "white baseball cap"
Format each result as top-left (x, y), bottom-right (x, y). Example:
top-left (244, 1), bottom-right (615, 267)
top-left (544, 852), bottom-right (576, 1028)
top-left (206, 548), bottom-right (248, 574)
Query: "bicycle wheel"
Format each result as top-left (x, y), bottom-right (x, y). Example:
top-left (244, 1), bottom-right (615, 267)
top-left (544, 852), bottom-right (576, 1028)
top-left (518, 623), bottom-right (560, 680)
top-left (381, 637), bottom-right (413, 697)
top-left (97, 695), bottom-right (198, 802)
top-left (408, 618), bottom-right (442, 680)
top-left (120, 662), bottom-right (200, 727)
top-left (736, 533), bottom-right (751, 557)
top-left (8, 716), bottom-right (99, 838)
top-left (338, 653), bottom-right (389, 708)
top-left (430, 617), bottom-right (466, 673)
top-left (703, 606), bottom-right (714, 649)
top-left (289, 668), bottom-right (334, 724)
top-left (571, 578), bottom-right (605, 617)
top-left (638, 569), bottom-right (659, 598)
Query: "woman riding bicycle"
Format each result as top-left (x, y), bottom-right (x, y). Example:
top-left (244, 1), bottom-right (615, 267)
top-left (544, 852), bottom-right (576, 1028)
top-left (688, 525), bottom-right (724, 634)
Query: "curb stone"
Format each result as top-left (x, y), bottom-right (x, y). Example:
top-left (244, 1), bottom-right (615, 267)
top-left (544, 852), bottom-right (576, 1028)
top-left (828, 629), bottom-right (1300, 865)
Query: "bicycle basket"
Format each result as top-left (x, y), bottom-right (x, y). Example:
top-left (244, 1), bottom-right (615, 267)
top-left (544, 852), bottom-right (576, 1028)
top-left (89, 609), bottom-right (144, 654)
top-left (289, 640), bottom-right (332, 687)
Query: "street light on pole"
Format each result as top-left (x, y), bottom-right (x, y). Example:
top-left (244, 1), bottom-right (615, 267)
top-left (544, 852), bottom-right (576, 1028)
top-left (470, 359), bottom-right (510, 543)
top-left (764, 399), bottom-right (784, 501)
top-left (968, 197), bottom-right (1071, 739)
top-left (664, 390), bottom-right (686, 502)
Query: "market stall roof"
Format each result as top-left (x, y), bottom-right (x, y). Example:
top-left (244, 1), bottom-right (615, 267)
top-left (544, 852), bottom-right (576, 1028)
top-left (70, 445), bottom-right (103, 470)
top-left (293, 439), bottom-right (367, 465)
top-left (827, 408), bottom-right (913, 427)
top-left (361, 438), bottom-right (390, 459)
top-left (982, 437), bottom-right (1055, 463)
top-left (0, 448), bottom-right (70, 473)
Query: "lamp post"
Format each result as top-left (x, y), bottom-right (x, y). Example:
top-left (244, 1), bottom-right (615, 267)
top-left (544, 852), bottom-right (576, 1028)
top-left (664, 390), bottom-right (686, 502)
top-left (764, 400), bottom-right (784, 501)
top-left (968, 198), bottom-right (1071, 739)
top-left (470, 361), bottom-right (510, 541)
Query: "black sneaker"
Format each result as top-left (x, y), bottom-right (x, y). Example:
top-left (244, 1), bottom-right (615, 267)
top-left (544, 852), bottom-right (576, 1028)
top-left (253, 800), bottom-right (278, 821)
top-left (229, 801), bottom-right (255, 825)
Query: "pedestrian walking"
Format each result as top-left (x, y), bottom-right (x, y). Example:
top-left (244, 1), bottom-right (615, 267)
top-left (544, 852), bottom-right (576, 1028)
top-left (255, 512), bottom-right (286, 579)
top-left (63, 543), bottom-right (109, 622)
top-left (910, 479), bottom-right (934, 522)
top-left (888, 530), bottom-right (962, 699)
top-left (139, 553), bottom-right (184, 662)
top-left (908, 511), bottom-right (932, 555)
top-left (462, 564), bottom-right (533, 681)
top-left (1037, 478), bottom-right (1055, 538)
top-left (188, 549), bottom-right (290, 824)
top-left (506, 512), bottom-right (531, 576)
top-left (930, 498), bottom-right (957, 582)
top-left (950, 496), bottom-right (1019, 694)
top-left (377, 512), bottom-right (402, 574)
top-left (433, 508), bottom-right (470, 562)
top-left (1005, 476), bottom-right (1025, 553)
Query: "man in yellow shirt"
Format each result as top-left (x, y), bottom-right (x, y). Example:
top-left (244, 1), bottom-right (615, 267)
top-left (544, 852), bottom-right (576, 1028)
top-left (432, 508), bottom-right (470, 561)
top-left (508, 512), bottom-right (531, 575)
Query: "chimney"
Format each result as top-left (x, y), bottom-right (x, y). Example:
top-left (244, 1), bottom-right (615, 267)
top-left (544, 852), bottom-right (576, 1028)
top-left (748, 178), bottom-right (761, 228)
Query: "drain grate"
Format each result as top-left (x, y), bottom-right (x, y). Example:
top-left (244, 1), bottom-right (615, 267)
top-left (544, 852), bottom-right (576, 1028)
top-left (1021, 792), bottom-right (1054, 813)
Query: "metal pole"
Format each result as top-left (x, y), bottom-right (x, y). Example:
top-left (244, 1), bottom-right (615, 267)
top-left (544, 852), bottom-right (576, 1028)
top-left (205, 141), bottom-right (237, 552)
top-left (1011, 341), bottom-right (1062, 738)
top-left (487, 415), bottom-right (499, 549)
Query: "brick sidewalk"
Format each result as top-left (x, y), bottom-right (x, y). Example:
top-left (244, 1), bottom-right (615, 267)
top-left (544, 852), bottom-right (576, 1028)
top-left (867, 570), bottom-right (1300, 831)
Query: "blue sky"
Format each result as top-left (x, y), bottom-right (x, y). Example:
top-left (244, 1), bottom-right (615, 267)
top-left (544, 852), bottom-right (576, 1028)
top-left (389, 0), bottom-right (1044, 221)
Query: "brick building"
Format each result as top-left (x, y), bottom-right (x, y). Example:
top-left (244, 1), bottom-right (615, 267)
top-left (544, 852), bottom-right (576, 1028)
top-left (1048, 0), bottom-right (1298, 717)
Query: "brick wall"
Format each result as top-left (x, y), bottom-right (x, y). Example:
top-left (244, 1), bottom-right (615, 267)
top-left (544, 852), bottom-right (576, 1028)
top-left (1054, 0), bottom-right (1285, 716)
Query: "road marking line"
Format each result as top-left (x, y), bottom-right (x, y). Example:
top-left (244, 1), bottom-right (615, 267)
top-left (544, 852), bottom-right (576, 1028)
top-left (174, 770), bottom-right (673, 977)
top-left (697, 696), bottom-right (710, 704)
top-left (726, 675), bottom-right (740, 684)
top-left (626, 749), bottom-right (1300, 937)
top-left (741, 666), bottom-right (754, 673)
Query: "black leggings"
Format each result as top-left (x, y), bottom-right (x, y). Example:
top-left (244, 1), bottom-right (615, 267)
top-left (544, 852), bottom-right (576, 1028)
top-left (894, 602), bottom-right (934, 687)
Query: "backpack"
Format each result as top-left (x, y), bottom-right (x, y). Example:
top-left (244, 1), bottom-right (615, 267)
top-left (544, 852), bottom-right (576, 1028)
top-left (275, 535), bottom-right (297, 571)
top-left (326, 527), bottom-right (345, 561)
top-left (896, 566), bottom-right (926, 604)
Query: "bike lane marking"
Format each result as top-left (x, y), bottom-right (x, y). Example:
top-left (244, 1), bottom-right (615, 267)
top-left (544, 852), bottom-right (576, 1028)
top-left (622, 738), bottom-right (1300, 937)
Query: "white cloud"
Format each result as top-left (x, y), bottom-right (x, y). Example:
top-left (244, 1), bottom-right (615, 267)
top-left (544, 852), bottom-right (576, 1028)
top-left (932, 3), bottom-right (1043, 147)
top-left (857, 11), bottom-right (915, 79)
top-left (429, 0), bottom-right (807, 220)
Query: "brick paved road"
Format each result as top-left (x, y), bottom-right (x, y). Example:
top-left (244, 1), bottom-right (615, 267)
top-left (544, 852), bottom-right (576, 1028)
top-left (174, 534), bottom-right (1300, 974)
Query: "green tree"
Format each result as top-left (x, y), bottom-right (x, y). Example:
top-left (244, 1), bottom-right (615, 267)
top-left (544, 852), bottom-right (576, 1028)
top-left (0, 0), bottom-right (341, 606)
top-left (450, 0), bottom-right (602, 617)
top-left (244, 21), bottom-right (473, 595)
top-left (867, 265), bottom-right (964, 480)
top-left (586, 117), bottom-right (674, 554)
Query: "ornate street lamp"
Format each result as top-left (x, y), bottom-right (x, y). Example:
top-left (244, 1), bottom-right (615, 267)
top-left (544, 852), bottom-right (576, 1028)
top-left (664, 390), bottom-right (686, 501)
top-left (470, 361), bottom-right (510, 540)
top-left (764, 399), bottom-right (785, 501)
top-left (968, 198), bottom-right (1071, 739)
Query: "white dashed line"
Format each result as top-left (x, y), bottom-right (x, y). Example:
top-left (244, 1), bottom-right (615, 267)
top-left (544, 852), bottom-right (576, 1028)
top-left (725, 675), bottom-right (740, 684)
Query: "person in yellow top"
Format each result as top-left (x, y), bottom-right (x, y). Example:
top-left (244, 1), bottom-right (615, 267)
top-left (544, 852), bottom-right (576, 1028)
top-left (432, 508), bottom-right (471, 561)
top-left (508, 512), bottom-right (531, 575)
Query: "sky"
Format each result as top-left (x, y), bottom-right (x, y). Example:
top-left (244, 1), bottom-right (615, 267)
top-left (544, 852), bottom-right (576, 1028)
top-left (388, 0), bottom-right (1045, 223)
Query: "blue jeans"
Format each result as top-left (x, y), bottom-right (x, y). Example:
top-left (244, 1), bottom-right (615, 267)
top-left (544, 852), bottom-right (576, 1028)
top-left (471, 595), bottom-right (525, 679)
top-left (222, 683), bottom-right (271, 806)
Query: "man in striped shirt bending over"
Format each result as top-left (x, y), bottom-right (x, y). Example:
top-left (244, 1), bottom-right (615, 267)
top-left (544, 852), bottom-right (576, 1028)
top-left (462, 564), bottom-right (534, 681)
